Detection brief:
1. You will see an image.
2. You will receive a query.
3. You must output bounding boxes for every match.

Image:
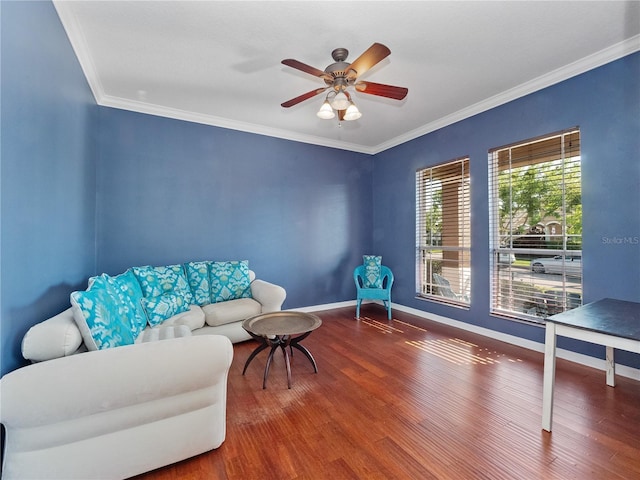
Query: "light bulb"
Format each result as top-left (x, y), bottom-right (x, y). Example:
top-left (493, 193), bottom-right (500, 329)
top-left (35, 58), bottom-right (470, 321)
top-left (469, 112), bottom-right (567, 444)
top-left (344, 103), bottom-right (362, 121)
top-left (317, 101), bottom-right (335, 119)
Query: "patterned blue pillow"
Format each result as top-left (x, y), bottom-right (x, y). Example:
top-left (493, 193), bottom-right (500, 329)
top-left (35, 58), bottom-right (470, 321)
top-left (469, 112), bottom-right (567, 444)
top-left (141, 293), bottom-right (190, 327)
top-left (184, 261), bottom-right (211, 306)
top-left (70, 279), bottom-right (135, 350)
top-left (87, 273), bottom-right (141, 330)
top-left (363, 255), bottom-right (383, 288)
top-left (209, 260), bottom-right (252, 303)
top-left (112, 270), bottom-right (147, 337)
top-left (132, 264), bottom-right (194, 305)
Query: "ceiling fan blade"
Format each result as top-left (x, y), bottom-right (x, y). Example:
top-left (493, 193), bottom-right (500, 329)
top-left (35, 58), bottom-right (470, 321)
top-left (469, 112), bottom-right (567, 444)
top-left (281, 59), bottom-right (330, 79)
top-left (281, 88), bottom-right (328, 108)
top-left (346, 43), bottom-right (391, 77)
top-left (355, 81), bottom-right (408, 100)
top-left (338, 110), bottom-right (345, 122)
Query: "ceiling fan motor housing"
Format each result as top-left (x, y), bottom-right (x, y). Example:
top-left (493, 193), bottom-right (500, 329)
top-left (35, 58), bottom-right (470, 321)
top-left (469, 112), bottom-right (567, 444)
top-left (324, 48), bottom-right (356, 89)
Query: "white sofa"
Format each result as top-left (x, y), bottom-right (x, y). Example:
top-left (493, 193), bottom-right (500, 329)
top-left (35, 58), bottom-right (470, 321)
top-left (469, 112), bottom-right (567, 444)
top-left (1, 262), bottom-right (286, 479)
top-left (21, 268), bottom-right (286, 362)
top-left (0, 335), bottom-right (233, 480)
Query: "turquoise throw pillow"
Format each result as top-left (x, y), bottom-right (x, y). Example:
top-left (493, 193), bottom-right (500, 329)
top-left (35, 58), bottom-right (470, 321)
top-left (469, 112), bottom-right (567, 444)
top-left (70, 279), bottom-right (135, 350)
top-left (209, 260), bottom-right (252, 303)
top-left (363, 255), bottom-right (383, 288)
top-left (132, 264), bottom-right (194, 304)
top-left (89, 273), bottom-right (146, 339)
top-left (184, 261), bottom-right (211, 306)
top-left (141, 293), bottom-right (190, 327)
top-left (132, 266), bottom-right (159, 297)
top-left (112, 270), bottom-right (147, 337)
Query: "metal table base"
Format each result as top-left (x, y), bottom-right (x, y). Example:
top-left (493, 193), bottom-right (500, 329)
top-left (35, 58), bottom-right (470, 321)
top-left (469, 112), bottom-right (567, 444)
top-left (242, 330), bottom-right (318, 388)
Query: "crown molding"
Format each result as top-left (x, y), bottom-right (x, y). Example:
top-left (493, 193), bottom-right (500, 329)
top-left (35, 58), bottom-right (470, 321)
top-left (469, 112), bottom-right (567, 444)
top-left (373, 34), bottom-right (640, 154)
top-left (98, 95), bottom-right (378, 155)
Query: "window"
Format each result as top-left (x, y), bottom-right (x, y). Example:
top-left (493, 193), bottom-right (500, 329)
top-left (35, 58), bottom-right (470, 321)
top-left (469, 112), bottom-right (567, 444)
top-left (416, 157), bottom-right (471, 306)
top-left (489, 128), bottom-right (582, 322)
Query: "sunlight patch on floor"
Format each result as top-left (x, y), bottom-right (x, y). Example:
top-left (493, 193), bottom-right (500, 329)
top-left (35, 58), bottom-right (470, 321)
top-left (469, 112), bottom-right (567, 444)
top-left (391, 318), bottom-right (429, 332)
top-left (406, 338), bottom-right (504, 365)
top-left (357, 316), bottom-right (522, 365)
top-left (360, 318), bottom-right (404, 334)
top-left (359, 316), bottom-right (430, 334)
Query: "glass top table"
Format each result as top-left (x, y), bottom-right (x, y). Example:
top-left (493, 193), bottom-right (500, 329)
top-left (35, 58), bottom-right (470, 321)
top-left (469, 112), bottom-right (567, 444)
top-left (242, 311), bottom-right (322, 389)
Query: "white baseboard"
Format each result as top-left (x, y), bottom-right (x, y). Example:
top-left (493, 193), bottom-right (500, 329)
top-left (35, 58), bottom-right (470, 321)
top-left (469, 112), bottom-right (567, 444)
top-left (289, 300), bottom-right (640, 382)
top-left (289, 300), bottom-right (358, 314)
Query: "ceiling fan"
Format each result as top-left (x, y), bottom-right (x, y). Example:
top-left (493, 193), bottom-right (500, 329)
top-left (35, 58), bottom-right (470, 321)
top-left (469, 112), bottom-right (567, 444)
top-left (281, 43), bottom-right (408, 121)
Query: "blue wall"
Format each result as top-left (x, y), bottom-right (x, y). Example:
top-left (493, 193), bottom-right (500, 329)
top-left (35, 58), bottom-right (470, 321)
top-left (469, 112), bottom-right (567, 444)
top-left (1, 1), bottom-right (98, 375)
top-left (374, 53), bottom-right (640, 368)
top-left (95, 109), bottom-right (373, 309)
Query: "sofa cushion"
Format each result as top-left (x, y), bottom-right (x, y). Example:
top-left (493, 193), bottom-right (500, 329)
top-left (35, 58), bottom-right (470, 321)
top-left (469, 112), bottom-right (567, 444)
top-left (192, 323), bottom-right (252, 344)
top-left (135, 325), bottom-right (192, 343)
top-left (21, 308), bottom-right (84, 362)
top-left (184, 261), bottom-right (211, 306)
top-left (363, 255), bottom-right (383, 288)
top-left (159, 305), bottom-right (206, 330)
top-left (202, 298), bottom-right (261, 327)
top-left (209, 260), bottom-right (252, 303)
top-left (141, 293), bottom-right (190, 327)
top-left (70, 277), bottom-right (136, 351)
top-left (132, 264), bottom-right (194, 304)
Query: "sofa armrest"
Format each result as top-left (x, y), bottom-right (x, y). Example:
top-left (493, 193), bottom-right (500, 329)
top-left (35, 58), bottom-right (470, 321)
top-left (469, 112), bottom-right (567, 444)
top-left (3, 335), bottom-right (233, 428)
top-left (1, 335), bottom-right (233, 479)
top-left (21, 308), bottom-right (84, 362)
top-left (250, 279), bottom-right (286, 313)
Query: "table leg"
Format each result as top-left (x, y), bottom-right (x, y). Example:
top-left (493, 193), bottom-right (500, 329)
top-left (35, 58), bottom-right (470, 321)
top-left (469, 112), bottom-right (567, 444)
top-left (289, 330), bottom-right (318, 372)
top-left (542, 321), bottom-right (557, 432)
top-left (291, 342), bottom-right (318, 373)
top-left (263, 342), bottom-right (280, 389)
top-left (242, 340), bottom-right (269, 375)
top-left (281, 337), bottom-right (293, 389)
top-left (606, 346), bottom-right (616, 387)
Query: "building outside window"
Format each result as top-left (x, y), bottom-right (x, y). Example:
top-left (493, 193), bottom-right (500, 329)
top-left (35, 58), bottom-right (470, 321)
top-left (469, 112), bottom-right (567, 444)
top-left (489, 128), bottom-right (582, 322)
top-left (416, 157), bottom-right (471, 306)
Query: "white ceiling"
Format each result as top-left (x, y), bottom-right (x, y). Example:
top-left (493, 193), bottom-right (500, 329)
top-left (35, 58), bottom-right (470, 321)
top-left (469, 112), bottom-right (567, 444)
top-left (53, 1), bottom-right (640, 154)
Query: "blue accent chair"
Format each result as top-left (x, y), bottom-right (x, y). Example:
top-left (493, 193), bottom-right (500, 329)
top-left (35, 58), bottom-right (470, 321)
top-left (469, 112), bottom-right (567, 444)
top-left (354, 265), bottom-right (394, 320)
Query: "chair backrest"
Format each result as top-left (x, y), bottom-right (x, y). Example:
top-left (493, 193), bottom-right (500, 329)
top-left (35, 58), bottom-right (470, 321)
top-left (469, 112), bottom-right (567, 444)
top-left (354, 265), bottom-right (394, 290)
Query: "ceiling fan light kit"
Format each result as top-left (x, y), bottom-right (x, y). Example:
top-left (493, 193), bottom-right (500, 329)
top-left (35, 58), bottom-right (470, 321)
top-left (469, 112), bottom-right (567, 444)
top-left (281, 43), bottom-right (408, 124)
top-left (317, 90), bottom-right (361, 121)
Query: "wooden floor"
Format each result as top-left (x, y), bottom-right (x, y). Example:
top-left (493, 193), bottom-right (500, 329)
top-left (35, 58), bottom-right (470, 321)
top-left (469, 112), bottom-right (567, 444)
top-left (135, 304), bottom-right (640, 480)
